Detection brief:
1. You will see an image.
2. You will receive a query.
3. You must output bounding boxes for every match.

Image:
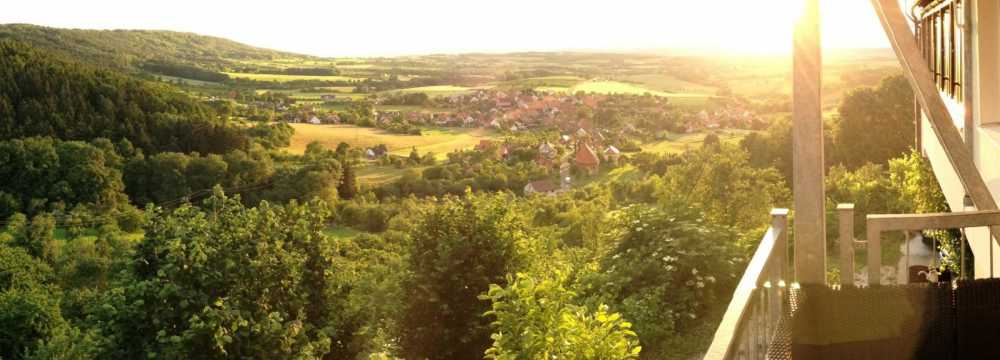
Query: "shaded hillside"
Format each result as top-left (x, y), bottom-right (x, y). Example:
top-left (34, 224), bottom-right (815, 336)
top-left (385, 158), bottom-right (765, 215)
top-left (0, 23), bottom-right (310, 72)
top-left (0, 40), bottom-right (247, 153)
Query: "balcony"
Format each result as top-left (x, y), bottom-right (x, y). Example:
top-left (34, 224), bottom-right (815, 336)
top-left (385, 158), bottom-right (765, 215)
top-left (705, 207), bottom-right (1000, 359)
top-left (915, 0), bottom-right (965, 102)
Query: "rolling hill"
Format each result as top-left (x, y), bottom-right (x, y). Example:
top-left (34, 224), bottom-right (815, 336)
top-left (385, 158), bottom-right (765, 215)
top-left (0, 23), bottom-right (313, 72)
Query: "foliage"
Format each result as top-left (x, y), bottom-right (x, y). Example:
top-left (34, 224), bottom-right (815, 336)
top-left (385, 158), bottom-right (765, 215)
top-left (888, 150), bottom-right (949, 214)
top-left (832, 74), bottom-right (915, 169)
top-left (0, 137), bottom-right (128, 219)
top-left (246, 122), bottom-right (295, 149)
top-left (482, 272), bottom-right (641, 360)
top-left (141, 60), bottom-right (230, 82)
top-left (399, 193), bottom-right (534, 360)
top-left (654, 144), bottom-right (789, 233)
top-left (0, 23), bottom-right (302, 72)
top-left (581, 204), bottom-right (744, 359)
top-left (0, 40), bottom-right (249, 154)
top-left (106, 191), bottom-right (358, 359)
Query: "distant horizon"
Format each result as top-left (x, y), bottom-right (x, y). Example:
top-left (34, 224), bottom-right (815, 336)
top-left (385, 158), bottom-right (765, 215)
top-left (2, 22), bottom-right (894, 60)
top-left (1, 0), bottom-right (892, 58)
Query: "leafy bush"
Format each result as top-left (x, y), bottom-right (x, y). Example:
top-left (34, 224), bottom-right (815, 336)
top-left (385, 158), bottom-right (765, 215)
top-left (583, 204), bottom-right (744, 359)
top-left (399, 193), bottom-right (535, 360)
top-left (482, 272), bottom-right (642, 360)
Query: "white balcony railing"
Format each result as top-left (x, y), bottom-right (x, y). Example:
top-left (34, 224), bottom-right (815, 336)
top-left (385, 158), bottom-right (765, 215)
top-left (703, 209), bottom-right (789, 360)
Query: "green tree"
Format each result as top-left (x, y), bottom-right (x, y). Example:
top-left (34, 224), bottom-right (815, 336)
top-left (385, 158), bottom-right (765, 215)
top-left (111, 191), bottom-right (357, 359)
top-left (399, 194), bottom-right (534, 360)
top-left (482, 272), bottom-right (641, 360)
top-left (582, 204), bottom-right (744, 359)
top-left (832, 74), bottom-right (915, 168)
top-left (654, 144), bottom-right (789, 233)
top-left (338, 161), bottom-right (358, 200)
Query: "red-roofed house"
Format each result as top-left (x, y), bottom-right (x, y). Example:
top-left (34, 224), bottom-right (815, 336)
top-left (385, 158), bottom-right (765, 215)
top-left (574, 143), bottom-right (600, 175)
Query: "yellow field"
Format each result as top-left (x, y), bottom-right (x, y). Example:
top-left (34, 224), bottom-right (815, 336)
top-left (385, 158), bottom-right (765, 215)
top-left (285, 124), bottom-right (496, 158)
top-left (380, 85), bottom-right (482, 97)
top-left (536, 80), bottom-right (714, 106)
top-left (225, 72), bottom-right (364, 82)
top-left (356, 165), bottom-right (428, 185)
top-left (641, 130), bottom-right (754, 155)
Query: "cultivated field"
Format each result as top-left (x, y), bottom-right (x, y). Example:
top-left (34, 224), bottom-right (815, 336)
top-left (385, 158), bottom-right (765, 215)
top-left (285, 124), bottom-right (496, 157)
top-left (224, 72), bottom-right (364, 82)
top-left (380, 85), bottom-right (485, 97)
top-left (641, 130), bottom-right (754, 154)
top-left (536, 80), bottom-right (715, 107)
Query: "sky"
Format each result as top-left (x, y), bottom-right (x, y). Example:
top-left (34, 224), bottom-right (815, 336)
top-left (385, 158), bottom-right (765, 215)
top-left (0, 0), bottom-right (892, 57)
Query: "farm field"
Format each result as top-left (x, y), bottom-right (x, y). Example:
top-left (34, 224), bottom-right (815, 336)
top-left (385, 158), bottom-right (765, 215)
top-left (622, 74), bottom-right (717, 95)
top-left (641, 130), bottom-right (754, 155)
top-left (357, 165), bottom-right (429, 186)
top-left (285, 124), bottom-right (496, 157)
top-left (224, 72), bottom-right (364, 82)
top-left (539, 80), bottom-right (715, 107)
top-left (380, 85), bottom-right (483, 97)
top-left (154, 75), bottom-right (222, 87)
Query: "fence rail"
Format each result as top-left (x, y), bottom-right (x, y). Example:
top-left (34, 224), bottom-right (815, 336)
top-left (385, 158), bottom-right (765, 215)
top-left (704, 209), bottom-right (789, 360)
top-left (837, 205), bottom-right (1000, 286)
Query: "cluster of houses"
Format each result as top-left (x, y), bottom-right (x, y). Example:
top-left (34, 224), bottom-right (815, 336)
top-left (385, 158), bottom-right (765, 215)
top-left (441, 90), bottom-right (607, 132)
top-left (523, 139), bottom-right (620, 196)
top-left (686, 106), bottom-right (762, 132)
top-left (472, 120), bottom-right (624, 196)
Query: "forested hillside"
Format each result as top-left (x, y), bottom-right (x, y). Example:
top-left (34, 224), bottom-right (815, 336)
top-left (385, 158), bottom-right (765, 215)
top-left (0, 40), bottom-right (247, 153)
top-left (0, 24), bottom-right (306, 71)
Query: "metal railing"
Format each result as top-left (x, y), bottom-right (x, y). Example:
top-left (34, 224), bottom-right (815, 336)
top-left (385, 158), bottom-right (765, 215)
top-left (704, 209), bottom-right (789, 360)
top-left (915, 0), bottom-right (964, 101)
top-left (837, 204), bottom-right (1000, 286)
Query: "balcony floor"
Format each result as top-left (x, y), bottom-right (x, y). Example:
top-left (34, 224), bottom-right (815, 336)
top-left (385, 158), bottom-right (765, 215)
top-left (771, 279), bottom-right (1000, 359)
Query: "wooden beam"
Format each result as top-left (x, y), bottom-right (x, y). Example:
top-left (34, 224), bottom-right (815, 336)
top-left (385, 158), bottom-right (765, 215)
top-left (837, 204), bottom-right (855, 287)
top-left (870, 0), bottom-right (1000, 246)
top-left (868, 209), bottom-right (1000, 231)
top-left (793, 0), bottom-right (826, 285)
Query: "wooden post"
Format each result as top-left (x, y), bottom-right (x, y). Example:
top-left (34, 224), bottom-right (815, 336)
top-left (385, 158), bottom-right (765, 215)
top-left (793, 0), bottom-right (826, 285)
top-left (837, 204), bottom-right (855, 287)
top-left (867, 221), bottom-right (882, 286)
top-left (772, 208), bottom-right (790, 281)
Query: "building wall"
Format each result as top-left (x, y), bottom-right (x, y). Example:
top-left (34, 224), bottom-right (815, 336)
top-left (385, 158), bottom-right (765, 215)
top-left (920, 0), bottom-right (1000, 278)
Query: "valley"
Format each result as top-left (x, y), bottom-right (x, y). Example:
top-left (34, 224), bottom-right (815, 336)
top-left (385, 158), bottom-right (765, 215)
top-left (0, 22), bottom-right (929, 360)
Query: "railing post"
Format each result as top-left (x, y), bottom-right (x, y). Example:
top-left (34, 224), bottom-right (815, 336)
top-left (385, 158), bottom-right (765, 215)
top-left (772, 208), bottom-right (790, 281)
top-left (867, 219), bottom-right (882, 286)
top-left (837, 204), bottom-right (855, 287)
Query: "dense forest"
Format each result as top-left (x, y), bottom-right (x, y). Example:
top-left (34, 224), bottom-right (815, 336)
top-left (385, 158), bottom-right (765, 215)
top-left (0, 40), bottom-right (247, 153)
top-left (0, 24), bottom-right (305, 71)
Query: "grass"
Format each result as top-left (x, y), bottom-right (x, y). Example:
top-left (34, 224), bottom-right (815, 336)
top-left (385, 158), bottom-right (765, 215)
top-left (537, 80), bottom-right (715, 107)
top-left (622, 74), bottom-right (717, 95)
top-left (357, 165), bottom-right (428, 185)
top-left (285, 124), bottom-right (496, 157)
top-left (500, 75), bottom-right (584, 88)
top-left (379, 85), bottom-right (481, 97)
top-left (641, 130), bottom-right (755, 155)
top-left (323, 226), bottom-right (362, 240)
top-left (224, 72), bottom-right (364, 83)
top-left (154, 75), bottom-right (222, 87)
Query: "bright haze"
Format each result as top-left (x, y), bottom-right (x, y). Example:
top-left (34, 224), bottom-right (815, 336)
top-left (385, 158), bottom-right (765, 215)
top-left (0, 0), bottom-right (890, 57)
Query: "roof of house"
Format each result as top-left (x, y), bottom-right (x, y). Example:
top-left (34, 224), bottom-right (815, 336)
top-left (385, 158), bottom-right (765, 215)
top-left (575, 143), bottom-right (600, 167)
top-left (475, 139), bottom-right (494, 150)
top-left (605, 146), bottom-right (620, 155)
top-left (526, 179), bottom-right (559, 193)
